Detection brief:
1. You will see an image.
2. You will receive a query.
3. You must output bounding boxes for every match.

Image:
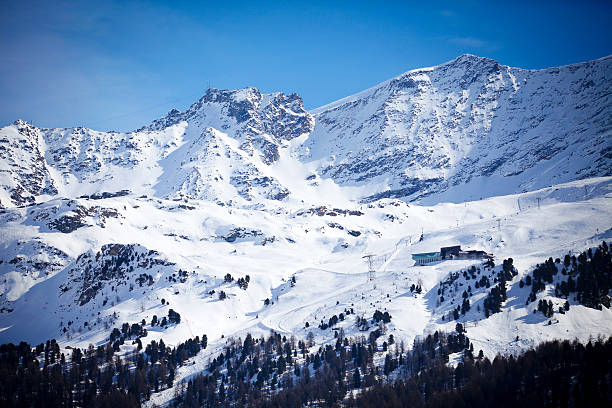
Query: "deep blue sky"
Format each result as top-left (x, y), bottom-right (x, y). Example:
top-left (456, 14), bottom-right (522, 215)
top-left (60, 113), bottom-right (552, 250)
top-left (1, 0), bottom-right (610, 132)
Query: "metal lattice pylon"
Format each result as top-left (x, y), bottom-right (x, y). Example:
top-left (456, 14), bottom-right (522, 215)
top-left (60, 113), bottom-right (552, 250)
top-left (362, 254), bottom-right (376, 281)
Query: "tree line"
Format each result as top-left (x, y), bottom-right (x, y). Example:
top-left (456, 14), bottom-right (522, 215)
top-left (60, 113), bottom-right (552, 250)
top-left (175, 322), bottom-right (471, 407)
top-left (0, 325), bottom-right (206, 407)
top-left (351, 336), bottom-right (612, 407)
top-left (523, 241), bottom-right (611, 314)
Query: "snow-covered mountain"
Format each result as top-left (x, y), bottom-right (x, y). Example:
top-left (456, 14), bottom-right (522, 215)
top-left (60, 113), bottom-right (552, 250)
top-left (304, 54), bottom-right (612, 203)
top-left (0, 87), bottom-right (314, 207)
top-left (1, 54), bottom-right (610, 208)
top-left (0, 54), bottom-right (611, 405)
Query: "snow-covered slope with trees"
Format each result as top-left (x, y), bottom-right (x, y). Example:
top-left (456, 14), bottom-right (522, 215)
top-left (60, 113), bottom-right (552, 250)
top-left (0, 54), bottom-right (611, 405)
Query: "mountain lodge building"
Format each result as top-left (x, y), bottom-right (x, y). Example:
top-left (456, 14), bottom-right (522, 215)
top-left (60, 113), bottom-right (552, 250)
top-left (412, 245), bottom-right (492, 265)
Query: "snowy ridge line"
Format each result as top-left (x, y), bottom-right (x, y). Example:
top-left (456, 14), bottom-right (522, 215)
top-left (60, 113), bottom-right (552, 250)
top-left (2, 54), bottom-right (611, 208)
top-left (310, 53), bottom-right (612, 114)
top-left (304, 53), bottom-right (612, 204)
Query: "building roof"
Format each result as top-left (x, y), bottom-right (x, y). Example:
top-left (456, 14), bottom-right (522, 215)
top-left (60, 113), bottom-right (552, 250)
top-left (412, 252), bottom-right (441, 259)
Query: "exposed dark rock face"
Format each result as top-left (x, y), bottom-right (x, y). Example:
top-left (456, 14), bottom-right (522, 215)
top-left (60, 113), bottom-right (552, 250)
top-left (143, 87), bottom-right (314, 166)
top-left (218, 227), bottom-right (264, 243)
top-left (0, 120), bottom-right (57, 207)
top-left (44, 201), bottom-right (120, 233)
top-left (61, 244), bottom-right (174, 306)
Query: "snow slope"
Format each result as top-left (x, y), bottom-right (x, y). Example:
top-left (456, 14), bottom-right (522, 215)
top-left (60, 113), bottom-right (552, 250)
top-left (1, 176), bottom-right (610, 347)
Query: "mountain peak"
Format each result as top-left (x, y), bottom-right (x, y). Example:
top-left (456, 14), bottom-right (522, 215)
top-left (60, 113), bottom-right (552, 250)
top-left (200, 86), bottom-right (262, 105)
top-left (453, 53), bottom-right (487, 61)
top-left (13, 119), bottom-right (32, 128)
top-left (442, 53), bottom-right (500, 69)
top-left (306, 53), bottom-right (611, 203)
top-left (142, 86), bottom-right (312, 136)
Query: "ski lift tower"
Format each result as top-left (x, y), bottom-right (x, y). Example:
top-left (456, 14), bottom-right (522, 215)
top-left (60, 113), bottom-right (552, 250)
top-left (362, 254), bottom-right (376, 282)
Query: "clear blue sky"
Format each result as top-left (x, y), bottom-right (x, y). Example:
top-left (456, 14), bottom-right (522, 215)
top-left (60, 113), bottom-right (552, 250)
top-left (1, 0), bottom-right (610, 132)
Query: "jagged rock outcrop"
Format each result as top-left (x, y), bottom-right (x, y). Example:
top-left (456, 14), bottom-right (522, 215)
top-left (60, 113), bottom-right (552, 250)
top-left (60, 243), bottom-right (174, 306)
top-left (144, 87), bottom-right (314, 164)
top-left (0, 120), bottom-right (57, 207)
